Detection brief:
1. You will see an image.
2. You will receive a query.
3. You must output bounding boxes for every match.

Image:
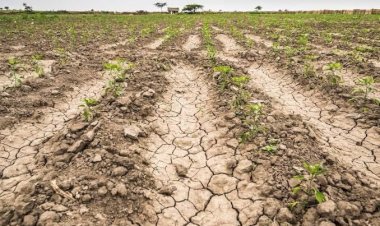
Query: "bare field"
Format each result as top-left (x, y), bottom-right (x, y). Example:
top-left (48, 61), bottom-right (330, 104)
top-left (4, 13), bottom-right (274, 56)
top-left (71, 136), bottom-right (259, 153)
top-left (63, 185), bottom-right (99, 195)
top-left (0, 13), bottom-right (379, 226)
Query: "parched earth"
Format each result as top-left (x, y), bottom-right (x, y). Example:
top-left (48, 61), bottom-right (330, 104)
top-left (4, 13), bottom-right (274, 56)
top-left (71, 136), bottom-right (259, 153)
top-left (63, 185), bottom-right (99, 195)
top-left (1, 26), bottom-right (380, 226)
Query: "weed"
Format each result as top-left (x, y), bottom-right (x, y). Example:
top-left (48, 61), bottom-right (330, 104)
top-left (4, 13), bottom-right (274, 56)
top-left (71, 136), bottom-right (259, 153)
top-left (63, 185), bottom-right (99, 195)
top-left (8, 58), bottom-right (22, 87)
top-left (262, 144), bottom-right (278, 153)
top-left (79, 98), bottom-right (98, 122)
top-left (104, 79), bottom-right (124, 97)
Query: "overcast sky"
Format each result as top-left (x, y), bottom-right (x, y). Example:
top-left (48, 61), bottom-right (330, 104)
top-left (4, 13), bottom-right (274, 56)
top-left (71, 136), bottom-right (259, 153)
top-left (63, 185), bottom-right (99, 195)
top-left (1, 0), bottom-right (379, 12)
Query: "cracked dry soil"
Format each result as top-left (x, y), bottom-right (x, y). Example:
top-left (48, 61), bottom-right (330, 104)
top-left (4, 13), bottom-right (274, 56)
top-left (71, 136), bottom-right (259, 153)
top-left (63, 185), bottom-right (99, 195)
top-left (214, 31), bottom-right (380, 180)
top-left (140, 64), bottom-right (266, 225)
top-left (1, 31), bottom-right (380, 226)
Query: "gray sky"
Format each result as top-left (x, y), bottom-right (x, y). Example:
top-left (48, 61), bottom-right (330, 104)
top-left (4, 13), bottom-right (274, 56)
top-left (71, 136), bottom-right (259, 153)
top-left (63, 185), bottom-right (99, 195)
top-left (1, 0), bottom-right (380, 12)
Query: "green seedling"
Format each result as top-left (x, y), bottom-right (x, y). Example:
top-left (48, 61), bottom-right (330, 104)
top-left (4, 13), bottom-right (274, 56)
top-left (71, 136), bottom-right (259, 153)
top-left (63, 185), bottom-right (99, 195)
top-left (31, 55), bottom-right (45, 78)
top-left (8, 57), bottom-right (22, 87)
top-left (55, 48), bottom-right (68, 65)
top-left (213, 65), bottom-right (233, 91)
top-left (352, 76), bottom-right (377, 102)
top-left (303, 62), bottom-right (316, 78)
top-left (79, 98), bottom-right (98, 122)
top-left (104, 60), bottom-right (134, 82)
top-left (214, 65), bottom-right (233, 74)
top-left (325, 62), bottom-right (343, 86)
top-left (292, 162), bottom-right (326, 205)
top-left (355, 45), bottom-right (374, 53)
top-left (245, 103), bottom-right (263, 121)
top-left (323, 33), bottom-right (333, 44)
top-left (104, 79), bottom-right (124, 97)
top-left (35, 65), bottom-right (45, 78)
top-left (231, 75), bottom-right (250, 88)
top-left (262, 144), bottom-right (278, 153)
top-left (232, 90), bottom-right (251, 110)
top-left (298, 33), bottom-right (309, 46)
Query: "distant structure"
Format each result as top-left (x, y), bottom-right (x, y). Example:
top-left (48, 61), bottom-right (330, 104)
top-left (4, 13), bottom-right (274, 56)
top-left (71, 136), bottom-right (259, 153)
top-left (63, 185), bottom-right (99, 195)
top-left (168, 7), bottom-right (179, 14)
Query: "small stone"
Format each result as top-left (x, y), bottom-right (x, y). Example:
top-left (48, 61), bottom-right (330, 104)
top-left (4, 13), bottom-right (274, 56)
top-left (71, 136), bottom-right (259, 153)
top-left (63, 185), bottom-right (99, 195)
top-left (51, 89), bottom-right (60, 95)
top-left (1, 92), bottom-right (10, 97)
top-left (276, 208), bottom-right (294, 223)
top-left (264, 198), bottom-right (282, 218)
top-left (82, 194), bottom-right (92, 203)
top-left (226, 139), bottom-right (239, 149)
top-left (38, 211), bottom-right (59, 224)
top-left (208, 174), bottom-right (238, 195)
top-left (288, 178), bottom-right (301, 188)
top-left (337, 201), bottom-right (360, 217)
top-left (267, 116), bottom-right (276, 123)
top-left (319, 221), bottom-right (336, 226)
top-left (279, 144), bottom-right (287, 150)
top-left (67, 140), bottom-right (86, 153)
top-left (175, 164), bottom-right (188, 177)
top-left (316, 175), bottom-right (328, 186)
top-left (95, 213), bottom-right (106, 221)
top-left (302, 208), bottom-right (318, 226)
top-left (213, 72), bottom-right (221, 79)
top-left (158, 185), bottom-right (177, 196)
top-left (112, 166), bottom-right (128, 176)
top-left (317, 200), bottom-right (336, 217)
top-left (342, 173), bottom-right (356, 186)
top-left (21, 85), bottom-right (32, 92)
top-left (52, 204), bottom-right (68, 212)
top-left (142, 89), bottom-right (156, 98)
top-left (114, 183), bottom-right (128, 196)
top-left (68, 122), bottom-right (88, 133)
top-left (58, 179), bottom-right (73, 191)
top-left (98, 186), bottom-right (108, 196)
top-left (79, 205), bottom-right (89, 214)
top-left (92, 154), bottom-right (102, 163)
top-left (23, 214), bottom-right (37, 226)
top-left (124, 125), bottom-right (143, 140)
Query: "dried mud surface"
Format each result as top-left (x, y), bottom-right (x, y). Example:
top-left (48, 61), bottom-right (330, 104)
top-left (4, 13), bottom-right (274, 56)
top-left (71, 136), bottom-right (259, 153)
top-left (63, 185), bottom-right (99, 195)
top-left (1, 30), bottom-right (380, 226)
top-left (215, 29), bottom-right (380, 180)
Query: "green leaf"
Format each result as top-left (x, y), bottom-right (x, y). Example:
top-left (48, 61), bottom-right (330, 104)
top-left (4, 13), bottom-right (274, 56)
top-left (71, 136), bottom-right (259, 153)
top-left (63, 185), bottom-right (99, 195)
top-left (288, 201), bottom-right (299, 209)
top-left (314, 189), bottom-right (326, 203)
top-left (292, 175), bottom-right (305, 180)
top-left (292, 186), bottom-right (302, 195)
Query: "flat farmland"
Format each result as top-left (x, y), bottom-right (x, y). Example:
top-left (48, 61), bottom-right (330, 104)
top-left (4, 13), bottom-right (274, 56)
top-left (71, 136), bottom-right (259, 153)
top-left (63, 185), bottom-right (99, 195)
top-left (0, 12), bottom-right (379, 225)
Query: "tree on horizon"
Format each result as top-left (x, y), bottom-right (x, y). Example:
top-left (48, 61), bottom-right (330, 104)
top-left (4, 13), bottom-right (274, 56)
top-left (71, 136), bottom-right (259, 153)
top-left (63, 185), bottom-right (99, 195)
top-left (255, 5), bottom-right (262, 11)
top-left (183, 4), bottom-right (204, 13)
top-left (154, 2), bottom-right (167, 12)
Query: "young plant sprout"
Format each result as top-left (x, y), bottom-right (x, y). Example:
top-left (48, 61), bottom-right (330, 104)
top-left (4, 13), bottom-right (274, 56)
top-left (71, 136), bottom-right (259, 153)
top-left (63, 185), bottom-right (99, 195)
top-left (213, 65), bottom-right (233, 91)
top-left (8, 57), bottom-right (22, 87)
top-left (352, 76), bottom-right (377, 103)
top-left (231, 75), bottom-right (250, 88)
top-left (291, 162), bottom-right (327, 206)
top-left (104, 79), bottom-right (124, 97)
top-left (325, 62), bottom-right (343, 86)
top-left (80, 98), bottom-right (98, 122)
top-left (32, 55), bottom-right (45, 78)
